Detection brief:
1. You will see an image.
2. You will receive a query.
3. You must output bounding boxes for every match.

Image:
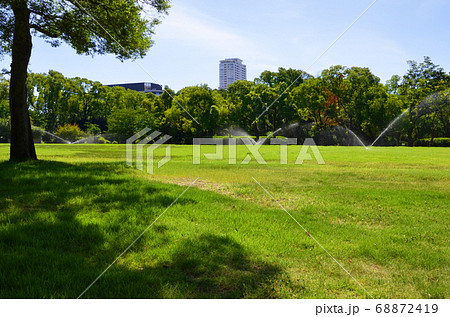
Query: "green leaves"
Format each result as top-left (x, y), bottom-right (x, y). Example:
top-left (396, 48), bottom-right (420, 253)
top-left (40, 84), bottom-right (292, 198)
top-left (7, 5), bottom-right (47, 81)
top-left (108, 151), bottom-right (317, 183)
top-left (1, 0), bottom-right (170, 60)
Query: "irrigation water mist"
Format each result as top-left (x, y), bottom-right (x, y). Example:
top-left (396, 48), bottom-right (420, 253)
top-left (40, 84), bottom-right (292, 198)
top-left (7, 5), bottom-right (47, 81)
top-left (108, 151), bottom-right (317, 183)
top-left (223, 124), bottom-right (370, 148)
top-left (32, 126), bottom-right (71, 144)
top-left (370, 109), bottom-right (409, 147)
top-left (256, 127), bottom-right (283, 145)
top-left (31, 127), bottom-right (115, 145)
top-left (334, 126), bottom-right (369, 150)
top-left (227, 127), bottom-right (252, 138)
top-left (72, 134), bottom-right (115, 144)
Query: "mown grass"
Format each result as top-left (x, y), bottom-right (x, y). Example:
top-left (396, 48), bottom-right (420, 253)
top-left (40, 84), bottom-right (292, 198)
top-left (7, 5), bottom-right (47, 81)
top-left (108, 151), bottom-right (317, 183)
top-left (0, 144), bottom-right (449, 299)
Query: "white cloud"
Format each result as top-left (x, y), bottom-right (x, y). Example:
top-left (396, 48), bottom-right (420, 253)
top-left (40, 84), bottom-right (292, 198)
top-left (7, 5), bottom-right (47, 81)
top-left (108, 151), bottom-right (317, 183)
top-left (154, 5), bottom-right (277, 65)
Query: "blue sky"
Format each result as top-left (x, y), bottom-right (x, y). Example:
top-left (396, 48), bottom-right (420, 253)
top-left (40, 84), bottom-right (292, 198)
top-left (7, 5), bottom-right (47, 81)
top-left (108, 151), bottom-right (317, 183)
top-left (2, 0), bottom-right (450, 91)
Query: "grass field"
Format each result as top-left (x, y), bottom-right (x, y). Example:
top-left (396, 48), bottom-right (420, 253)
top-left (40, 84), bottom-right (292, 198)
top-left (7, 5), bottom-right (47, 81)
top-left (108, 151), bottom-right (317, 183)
top-left (0, 144), bottom-right (449, 298)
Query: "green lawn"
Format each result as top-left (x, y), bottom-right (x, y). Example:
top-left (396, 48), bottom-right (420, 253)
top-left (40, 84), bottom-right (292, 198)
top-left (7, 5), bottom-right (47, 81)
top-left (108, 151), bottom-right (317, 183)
top-left (0, 144), bottom-right (449, 298)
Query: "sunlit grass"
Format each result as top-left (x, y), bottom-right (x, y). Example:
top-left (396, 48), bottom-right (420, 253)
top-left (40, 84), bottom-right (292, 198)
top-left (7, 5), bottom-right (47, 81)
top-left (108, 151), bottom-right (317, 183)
top-left (0, 144), bottom-right (449, 298)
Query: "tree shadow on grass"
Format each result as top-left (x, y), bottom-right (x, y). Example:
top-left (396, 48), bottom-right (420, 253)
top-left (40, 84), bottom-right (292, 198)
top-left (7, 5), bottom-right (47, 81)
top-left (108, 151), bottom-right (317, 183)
top-left (170, 234), bottom-right (281, 298)
top-left (91, 233), bottom-right (282, 299)
top-left (0, 160), bottom-right (284, 298)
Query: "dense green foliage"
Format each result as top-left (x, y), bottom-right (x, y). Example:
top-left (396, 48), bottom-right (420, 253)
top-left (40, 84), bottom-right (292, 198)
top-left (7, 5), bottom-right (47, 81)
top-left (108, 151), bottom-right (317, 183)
top-left (0, 118), bottom-right (9, 142)
top-left (0, 0), bottom-right (170, 59)
top-left (55, 123), bottom-right (84, 142)
top-left (0, 0), bottom-right (170, 161)
top-left (0, 145), bottom-right (448, 298)
top-left (414, 137), bottom-right (450, 147)
top-left (0, 57), bottom-right (449, 145)
top-left (0, 77), bottom-right (8, 119)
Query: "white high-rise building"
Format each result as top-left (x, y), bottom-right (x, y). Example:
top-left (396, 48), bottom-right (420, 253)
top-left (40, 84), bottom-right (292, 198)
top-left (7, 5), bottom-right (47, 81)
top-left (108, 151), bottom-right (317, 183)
top-left (219, 58), bottom-right (247, 90)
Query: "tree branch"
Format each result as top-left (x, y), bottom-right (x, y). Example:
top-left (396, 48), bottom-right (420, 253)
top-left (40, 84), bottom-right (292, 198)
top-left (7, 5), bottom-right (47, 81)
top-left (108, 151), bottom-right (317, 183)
top-left (30, 24), bottom-right (59, 38)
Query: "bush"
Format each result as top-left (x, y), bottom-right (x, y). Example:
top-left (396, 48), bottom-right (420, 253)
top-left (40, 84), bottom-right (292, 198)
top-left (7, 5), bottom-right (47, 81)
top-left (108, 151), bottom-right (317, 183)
top-left (85, 122), bottom-right (101, 136)
top-left (31, 127), bottom-right (45, 144)
top-left (112, 141), bottom-right (118, 144)
top-left (97, 136), bottom-right (111, 144)
top-left (55, 123), bottom-right (84, 142)
top-left (213, 135), bottom-right (257, 139)
top-left (414, 139), bottom-right (430, 146)
top-left (414, 138), bottom-right (450, 147)
top-left (0, 119), bottom-right (10, 143)
top-left (432, 138), bottom-right (450, 147)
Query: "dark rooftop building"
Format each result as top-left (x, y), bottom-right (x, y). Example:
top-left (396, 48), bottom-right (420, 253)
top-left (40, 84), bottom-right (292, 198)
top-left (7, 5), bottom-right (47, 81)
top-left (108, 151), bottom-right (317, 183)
top-left (108, 82), bottom-right (164, 96)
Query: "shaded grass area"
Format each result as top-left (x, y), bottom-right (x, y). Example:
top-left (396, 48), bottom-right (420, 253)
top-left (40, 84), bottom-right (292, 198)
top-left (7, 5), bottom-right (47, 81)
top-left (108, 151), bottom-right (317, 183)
top-left (0, 145), bottom-right (449, 298)
top-left (0, 160), bottom-right (290, 298)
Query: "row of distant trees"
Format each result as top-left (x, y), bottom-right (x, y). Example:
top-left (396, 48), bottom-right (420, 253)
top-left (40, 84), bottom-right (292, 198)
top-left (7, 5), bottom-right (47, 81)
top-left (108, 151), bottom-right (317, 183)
top-left (1, 56), bottom-right (449, 145)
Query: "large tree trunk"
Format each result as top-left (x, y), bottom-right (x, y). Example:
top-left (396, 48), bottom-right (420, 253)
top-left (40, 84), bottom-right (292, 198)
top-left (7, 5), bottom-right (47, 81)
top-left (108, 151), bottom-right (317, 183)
top-left (9, 2), bottom-right (37, 161)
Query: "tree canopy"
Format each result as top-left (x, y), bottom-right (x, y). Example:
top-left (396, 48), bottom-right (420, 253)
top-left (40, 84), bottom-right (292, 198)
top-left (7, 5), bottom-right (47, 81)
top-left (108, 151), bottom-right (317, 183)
top-left (0, 0), bottom-right (170, 161)
top-left (0, 0), bottom-right (170, 59)
top-left (1, 57), bottom-right (448, 147)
